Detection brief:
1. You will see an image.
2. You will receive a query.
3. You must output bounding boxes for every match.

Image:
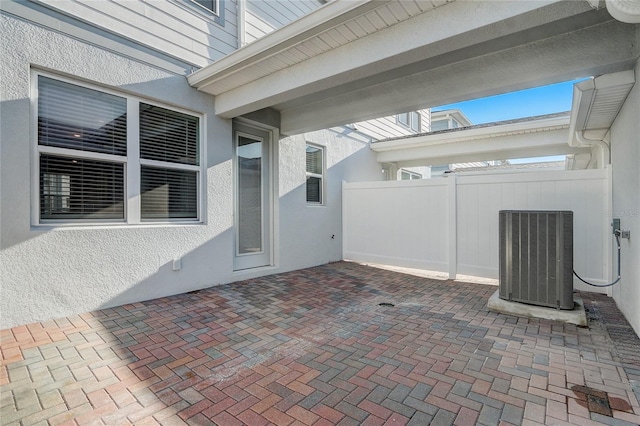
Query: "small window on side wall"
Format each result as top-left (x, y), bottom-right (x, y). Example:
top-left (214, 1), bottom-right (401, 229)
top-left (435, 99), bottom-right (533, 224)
top-left (397, 111), bottom-right (421, 133)
top-left (401, 170), bottom-right (421, 180)
top-left (191, 0), bottom-right (218, 14)
top-left (306, 144), bottom-right (324, 204)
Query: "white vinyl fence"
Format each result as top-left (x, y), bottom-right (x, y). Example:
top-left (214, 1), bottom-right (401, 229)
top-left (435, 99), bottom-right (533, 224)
top-left (343, 168), bottom-right (613, 293)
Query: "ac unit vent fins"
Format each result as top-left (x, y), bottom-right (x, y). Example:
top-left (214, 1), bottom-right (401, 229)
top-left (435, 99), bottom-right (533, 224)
top-left (499, 210), bottom-right (574, 310)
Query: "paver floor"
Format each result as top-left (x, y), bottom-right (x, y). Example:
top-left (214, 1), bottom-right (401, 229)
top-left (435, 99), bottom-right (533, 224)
top-left (2, 261), bottom-right (640, 425)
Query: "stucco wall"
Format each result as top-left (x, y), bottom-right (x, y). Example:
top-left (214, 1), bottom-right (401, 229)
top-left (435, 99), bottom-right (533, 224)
top-left (277, 128), bottom-right (382, 271)
top-left (0, 13), bottom-right (383, 329)
top-left (610, 57), bottom-right (640, 337)
top-left (0, 13), bottom-right (233, 328)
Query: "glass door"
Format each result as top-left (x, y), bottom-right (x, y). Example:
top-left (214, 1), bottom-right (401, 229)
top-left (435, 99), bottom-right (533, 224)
top-left (233, 122), bottom-right (271, 270)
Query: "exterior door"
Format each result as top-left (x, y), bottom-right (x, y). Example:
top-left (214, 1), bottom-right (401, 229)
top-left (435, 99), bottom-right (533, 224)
top-left (233, 122), bottom-right (272, 270)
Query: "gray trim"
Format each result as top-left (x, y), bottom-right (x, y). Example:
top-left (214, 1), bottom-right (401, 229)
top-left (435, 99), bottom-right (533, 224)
top-left (1, 0), bottom-right (200, 76)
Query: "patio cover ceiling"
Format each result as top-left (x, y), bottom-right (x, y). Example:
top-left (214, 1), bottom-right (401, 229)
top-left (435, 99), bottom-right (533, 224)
top-left (188, 0), bottom-right (640, 136)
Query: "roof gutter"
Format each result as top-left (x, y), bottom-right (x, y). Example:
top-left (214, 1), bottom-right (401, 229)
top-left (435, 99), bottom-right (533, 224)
top-left (567, 70), bottom-right (635, 166)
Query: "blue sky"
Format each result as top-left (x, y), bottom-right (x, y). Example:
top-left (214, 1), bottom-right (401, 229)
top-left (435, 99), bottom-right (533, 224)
top-left (432, 79), bottom-right (586, 163)
top-left (432, 79), bottom-right (582, 125)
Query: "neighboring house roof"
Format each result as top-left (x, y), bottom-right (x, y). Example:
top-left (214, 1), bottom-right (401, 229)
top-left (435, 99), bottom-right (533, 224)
top-left (431, 109), bottom-right (473, 127)
top-left (371, 112), bottom-right (591, 167)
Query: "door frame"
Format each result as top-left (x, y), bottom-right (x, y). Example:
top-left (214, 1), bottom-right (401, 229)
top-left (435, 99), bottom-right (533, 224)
top-left (232, 118), bottom-right (278, 271)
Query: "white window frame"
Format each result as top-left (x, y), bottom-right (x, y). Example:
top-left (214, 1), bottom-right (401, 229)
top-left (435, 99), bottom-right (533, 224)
top-left (305, 143), bottom-right (325, 206)
top-left (31, 71), bottom-right (206, 227)
top-left (397, 111), bottom-right (421, 133)
top-left (400, 169), bottom-right (422, 180)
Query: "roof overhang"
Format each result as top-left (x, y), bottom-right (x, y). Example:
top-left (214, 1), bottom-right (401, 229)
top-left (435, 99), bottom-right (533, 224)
top-left (372, 114), bottom-right (590, 166)
top-left (188, 0), bottom-right (639, 136)
top-left (568, 69), bottom-right (636, 146)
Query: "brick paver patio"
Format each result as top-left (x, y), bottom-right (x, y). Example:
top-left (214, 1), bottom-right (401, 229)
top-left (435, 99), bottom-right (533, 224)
top-left (2, 261), bottom-right (640, 425)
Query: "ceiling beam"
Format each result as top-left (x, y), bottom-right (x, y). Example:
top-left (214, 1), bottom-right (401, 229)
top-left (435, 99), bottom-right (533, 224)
top-left (212, 1), bottom-right (600, 119)
top-left (377, 127), bottom-right (590, 167)
top-left (281, 19), bottom-right (638, 135)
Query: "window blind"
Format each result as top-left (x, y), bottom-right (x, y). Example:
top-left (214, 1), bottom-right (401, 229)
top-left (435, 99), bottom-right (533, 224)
top-left (40, 154), bottom-right (125, 220)
top-left (38, 77), bottom-right (127, 156)
top-left (140, 103), bottom-right (199, 166)
top-left (306, 177), bottom-right (321, 203)
top-left (306, 145), bottom-right (322, 174)
top-left (140, 167), bottom-right (197, 219)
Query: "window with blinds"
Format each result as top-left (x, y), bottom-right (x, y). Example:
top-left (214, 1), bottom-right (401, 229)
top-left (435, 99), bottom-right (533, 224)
top-left (36, 74), bottom-right (202, 224)
top-left (306, 144), bottom-right (324, 204)
top-left (38, 77), bottom-right (127, 156)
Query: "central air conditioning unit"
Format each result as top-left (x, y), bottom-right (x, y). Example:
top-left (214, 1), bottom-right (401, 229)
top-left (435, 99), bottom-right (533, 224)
top-left (499, 210), bottom-right (574, 310)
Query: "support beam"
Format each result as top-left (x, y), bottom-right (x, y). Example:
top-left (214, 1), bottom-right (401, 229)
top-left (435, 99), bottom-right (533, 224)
top-left (376, 127), bottom-right (590, 167)
top-left (281, 20), bottom-right (638, 135)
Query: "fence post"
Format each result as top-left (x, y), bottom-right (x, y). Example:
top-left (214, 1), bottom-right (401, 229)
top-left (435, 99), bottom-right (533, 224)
top-left (448, 174), bottom-right (457, 280)
top-left (342, 180), bottom-right (347, 261)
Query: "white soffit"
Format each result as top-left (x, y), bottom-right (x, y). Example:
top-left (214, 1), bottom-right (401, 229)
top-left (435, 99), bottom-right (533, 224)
top-left (187, 0), bottom-right (448, 95)
top-left (568, 70), bottom-right (636, 146)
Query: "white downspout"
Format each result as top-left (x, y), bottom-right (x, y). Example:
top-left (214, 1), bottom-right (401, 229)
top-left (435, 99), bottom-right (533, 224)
top-left (237, 0), bottom-right (246, 48)
top-left (574, 130), bottom-right (611, 168)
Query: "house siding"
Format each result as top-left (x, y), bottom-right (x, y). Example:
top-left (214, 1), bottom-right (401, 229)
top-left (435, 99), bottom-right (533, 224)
top-left (244, 0), bottom-right (321, 45)
top-left (610, 57), bottom-right (640, 337)
top-left (355, 110), bottom-right (431, 141)
top-left (27, 0), bottom-right (239, 67)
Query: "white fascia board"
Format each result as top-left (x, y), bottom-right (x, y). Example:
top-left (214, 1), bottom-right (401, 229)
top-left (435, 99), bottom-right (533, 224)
top-left (209, 0), bottom-right (568, 118)
top-left (372, 116), bottom-right (570, 153)
top-left (396, 144), bottom-right (588, 168)
top-left (375, 125), bottom-right (575, 165)
top-left (187, 0), bottom-right (385, 92)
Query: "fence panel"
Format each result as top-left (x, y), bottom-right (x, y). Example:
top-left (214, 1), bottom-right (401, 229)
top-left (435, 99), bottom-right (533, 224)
top-left (343, 180), bottom-right (450, 272)
top-left (343, 168), bottom-right (611, 292)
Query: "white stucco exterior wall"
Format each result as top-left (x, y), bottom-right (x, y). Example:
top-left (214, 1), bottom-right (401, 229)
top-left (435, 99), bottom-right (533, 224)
top-left (610, 57), bottom-right (640, 337)
top-left (277, 128), bottom-right (382, 271)
top-left (0, 14), bottom-right (233, 328)
top-left (0, 14), bottom-right (384, 329)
